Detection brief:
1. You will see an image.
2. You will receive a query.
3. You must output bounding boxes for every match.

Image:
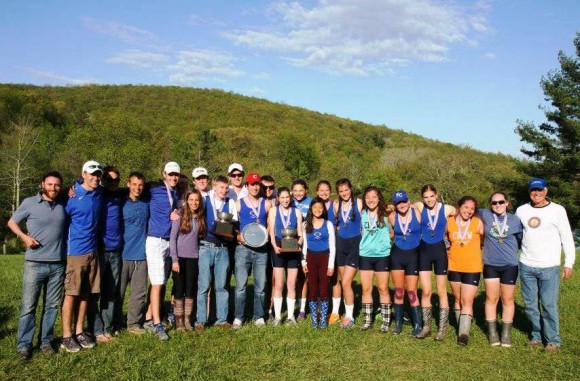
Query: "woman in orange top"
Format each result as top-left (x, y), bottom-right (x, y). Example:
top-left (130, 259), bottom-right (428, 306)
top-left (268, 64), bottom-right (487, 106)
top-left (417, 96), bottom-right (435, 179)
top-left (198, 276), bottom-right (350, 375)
top-left (446, 196), bottom-right (483, 346)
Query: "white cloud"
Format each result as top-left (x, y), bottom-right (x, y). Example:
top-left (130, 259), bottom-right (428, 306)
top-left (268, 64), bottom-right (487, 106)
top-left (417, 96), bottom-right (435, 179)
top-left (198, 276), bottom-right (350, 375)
top-left (106, 50), bottom-right (170, 69)
top-left (20, 67), bottom-right (99, 85)
top-left (483, 52), bottom-right (496, 60)
top-left (167, 50), bottom-right (245, 85)
top-left (83, 18), bottom-right (165, 50)
top-left (252, 72), bottom-right (272, 80)
top-left (226, 0), bottom-right (491, 76)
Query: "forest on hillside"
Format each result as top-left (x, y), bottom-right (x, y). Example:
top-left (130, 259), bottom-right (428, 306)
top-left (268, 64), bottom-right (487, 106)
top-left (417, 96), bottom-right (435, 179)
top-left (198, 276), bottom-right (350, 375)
top-left (0, 84), bottom-right (550, 249)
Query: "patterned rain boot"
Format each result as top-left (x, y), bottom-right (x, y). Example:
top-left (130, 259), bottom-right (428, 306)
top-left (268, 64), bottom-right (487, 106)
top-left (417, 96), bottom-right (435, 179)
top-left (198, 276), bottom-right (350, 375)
top-left (380, 303), bottom-right (392, 333)
top-left (361, 303), bottom-right (373, 331)
top-left (457, 314), bottom-right (472, 346)
top-left (184, 297), bottom-right (195, 331)
top-left (486, 320), bottom-right (500, 346)
top-left (309, 301), bottom-right (319, 328)
top-left (434, 308), bottom-right (449, 341)
top-left (410, 306), bottom-right (423, 337)
top-left (454, 309), bottom-right (461, 327)
top-left (415, 307), bottom-right (432, 339)
top-left (319, 300), bottom-right (329, 329)
top-left (174, 298), bottom-right (185, 331)
top-left (393, 304), bottom-right (404, 335)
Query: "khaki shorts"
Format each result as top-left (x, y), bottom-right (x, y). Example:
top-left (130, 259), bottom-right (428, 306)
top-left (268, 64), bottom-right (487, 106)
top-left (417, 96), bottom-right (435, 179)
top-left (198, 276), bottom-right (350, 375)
top-left (64, 252), bottom-right (100, 296)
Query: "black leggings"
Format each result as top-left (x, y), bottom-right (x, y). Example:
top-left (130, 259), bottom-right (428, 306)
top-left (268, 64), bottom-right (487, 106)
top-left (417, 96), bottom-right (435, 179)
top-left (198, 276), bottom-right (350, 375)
top-left (172, 258), bottom-right (199, 298)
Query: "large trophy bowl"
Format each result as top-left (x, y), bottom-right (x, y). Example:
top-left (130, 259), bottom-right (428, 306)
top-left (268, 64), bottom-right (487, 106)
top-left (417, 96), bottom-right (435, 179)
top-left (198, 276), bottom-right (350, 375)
top-left (280, 228), bottom-right (300, 252)
top-left (214, 212), bottom-right (234, 239)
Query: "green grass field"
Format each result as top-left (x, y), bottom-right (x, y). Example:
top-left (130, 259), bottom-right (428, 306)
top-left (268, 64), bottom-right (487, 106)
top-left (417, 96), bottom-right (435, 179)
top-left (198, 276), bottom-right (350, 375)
top-left (0, 254), bottom-right (578, 381)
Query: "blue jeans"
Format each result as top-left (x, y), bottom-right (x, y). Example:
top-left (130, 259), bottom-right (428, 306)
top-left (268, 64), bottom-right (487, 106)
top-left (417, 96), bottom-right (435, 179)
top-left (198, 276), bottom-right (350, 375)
top-left (519, 262), bottom-right (561, 345)
top-left (196, 243), bottom-right (230, 325)
top-left (90, 250), bottom-right (122, 335)
top-left (234, 245), bottom-right (268, 321)
top-left (17, 261), bottom-right (65, 351)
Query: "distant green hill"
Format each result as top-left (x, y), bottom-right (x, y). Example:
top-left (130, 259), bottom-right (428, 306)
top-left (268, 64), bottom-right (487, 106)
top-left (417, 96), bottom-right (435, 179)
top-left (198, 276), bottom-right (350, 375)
top-left (1, 84), bottom-right (534, 242)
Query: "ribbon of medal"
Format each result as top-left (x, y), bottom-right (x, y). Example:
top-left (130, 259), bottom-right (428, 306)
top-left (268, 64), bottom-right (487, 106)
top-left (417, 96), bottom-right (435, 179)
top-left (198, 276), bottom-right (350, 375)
top-left (398, 212), bottom-right (411, 241)
top-left (247, 197), bottom-right (262, 223)
top-left (493, 213), bottom-right (508, 244)
top-left (279, 205), bottom-right (292, 229)
top-left (426, 203), bottom-right (441, 237)
top-left (368, 212), bottom-right (378, 235)
top-left (456, 216), bottom-right (471, 247)
top-left (341, 200), bottom-right (352, 230)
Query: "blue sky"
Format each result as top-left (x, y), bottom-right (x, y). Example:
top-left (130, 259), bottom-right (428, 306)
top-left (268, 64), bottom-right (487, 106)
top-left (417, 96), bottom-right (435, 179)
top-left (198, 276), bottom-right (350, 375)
top-left (1, 0), bottom-right (578, 156)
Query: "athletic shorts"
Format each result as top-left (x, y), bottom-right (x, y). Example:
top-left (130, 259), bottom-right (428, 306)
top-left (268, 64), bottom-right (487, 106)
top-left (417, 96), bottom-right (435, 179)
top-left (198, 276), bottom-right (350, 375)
top-left (389, 245), bottom-right (419, 275)
top-left (146, 236), bottom-right (170, 285)
top-left (448, 271), bottom-right (480, 286)
top-left (271, 239), bottom-right (301, 269)
top-left (64, 252), bottom-right (100, 296)
top-left (359, 256), bottom-right (390, 272)
top-left (418, 240), bottom-right (448, 275)
top-left (483, 264), bottom-right (518, 285)
top-left (336, 235), bottom-right (361, 268)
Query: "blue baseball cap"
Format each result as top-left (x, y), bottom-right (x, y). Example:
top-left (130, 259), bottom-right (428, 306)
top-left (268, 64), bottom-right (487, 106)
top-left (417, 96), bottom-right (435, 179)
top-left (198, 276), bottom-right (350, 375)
top-left (528, 178), bottom-right (547, 191)
top-left (392, 190), bottom-right (409, 204)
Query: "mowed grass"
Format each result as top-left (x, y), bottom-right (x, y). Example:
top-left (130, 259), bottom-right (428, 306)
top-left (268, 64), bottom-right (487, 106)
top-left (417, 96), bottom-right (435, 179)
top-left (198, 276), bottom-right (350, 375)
top-left (0, 254), bottom-right (578, 381)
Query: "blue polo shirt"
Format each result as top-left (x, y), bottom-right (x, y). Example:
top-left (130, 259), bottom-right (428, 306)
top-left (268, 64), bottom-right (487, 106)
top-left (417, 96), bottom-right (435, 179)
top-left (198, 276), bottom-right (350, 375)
top-left (122, 197), bottom-right (149, 261)
top-left (65, 181), bottom-right (103, 256)
top-left (147, 180), bottom-right (178, 239)
top-left (11, 193), bottom-right (66, 262)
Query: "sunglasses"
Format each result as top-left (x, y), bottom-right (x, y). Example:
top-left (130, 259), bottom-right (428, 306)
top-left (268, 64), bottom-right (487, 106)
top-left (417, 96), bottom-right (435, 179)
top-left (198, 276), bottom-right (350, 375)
top-left (106, 178), bottom-right (121, 183)
top-left (229, 173), bottom-right (243, 178)
top-left (263, 185), bottom-right (275, 190)
top-left (491, 200), bottom-right (506, 206)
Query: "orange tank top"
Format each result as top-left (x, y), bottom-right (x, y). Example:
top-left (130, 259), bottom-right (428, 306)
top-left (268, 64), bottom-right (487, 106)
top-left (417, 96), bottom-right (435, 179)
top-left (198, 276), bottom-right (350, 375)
top-left (447, 216), bottom-right (482, 273)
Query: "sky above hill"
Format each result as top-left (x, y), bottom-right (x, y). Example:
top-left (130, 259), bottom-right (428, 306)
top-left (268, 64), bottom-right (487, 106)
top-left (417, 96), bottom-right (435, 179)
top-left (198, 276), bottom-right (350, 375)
top-left (1, 0), bottom-right (578, 156)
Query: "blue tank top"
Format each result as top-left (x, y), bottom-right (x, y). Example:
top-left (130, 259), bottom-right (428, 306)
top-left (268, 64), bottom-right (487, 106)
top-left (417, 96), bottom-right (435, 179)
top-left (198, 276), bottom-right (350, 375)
top-left (239, 197), bottom-right (267, 231)
top-left (336, 199), bottom-right (361, 239)
top-left (393, 209), bottom-right (421, 250)
top-left (420, 203), bottom-right (447, 244)
top-left (305, 222), bottom-right (330, 252)
top-left (204, 195), bottom-right (231, 243)
top-left (326, 201), bottom-right (336, 225)
top-left (274, 206), bottom-right (298, 240)
top-left (293, 197), bottom-right (312, 218)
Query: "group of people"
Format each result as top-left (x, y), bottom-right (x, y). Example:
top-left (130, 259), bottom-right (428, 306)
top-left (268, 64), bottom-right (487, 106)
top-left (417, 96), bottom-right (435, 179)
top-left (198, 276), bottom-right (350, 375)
top-left (9, 159), bottom-right (576, 360)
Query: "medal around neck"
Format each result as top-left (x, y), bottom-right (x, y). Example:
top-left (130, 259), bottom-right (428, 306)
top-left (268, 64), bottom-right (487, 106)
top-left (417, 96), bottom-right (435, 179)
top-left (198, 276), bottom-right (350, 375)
top-left (213, 212), bottom-right (234, 239)
top-left (242, 222), bottom-right (268, 248)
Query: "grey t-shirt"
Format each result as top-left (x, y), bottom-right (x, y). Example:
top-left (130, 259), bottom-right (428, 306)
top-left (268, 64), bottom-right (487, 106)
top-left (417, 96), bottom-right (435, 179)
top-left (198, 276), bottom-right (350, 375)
top-left (11, 193), bottom-right (66, 262)
top-left (480, 209), bottom-right (522, 266)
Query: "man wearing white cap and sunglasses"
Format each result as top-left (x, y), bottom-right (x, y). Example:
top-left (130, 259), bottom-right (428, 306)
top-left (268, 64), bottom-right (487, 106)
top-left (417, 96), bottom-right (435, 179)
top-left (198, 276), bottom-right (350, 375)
top-left (60, 160), bottom-right (104, 352)
top-left (226, 163), bottom-right (248, 201)
top-left (143, 161), bottom-right (181, 341)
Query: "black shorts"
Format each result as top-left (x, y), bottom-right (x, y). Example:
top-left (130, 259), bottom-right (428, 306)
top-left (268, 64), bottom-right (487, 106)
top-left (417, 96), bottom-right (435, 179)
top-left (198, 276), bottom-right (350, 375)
top-left (336, 235), bottom-right (361, 268)
top-left (271, 244), bottom-right (301, 269)
top-left (483, 264), bottom-right (518, 285)
top-left (359, 256), bottom-right (390, 272)
top-left (389, 245), bottom-right (419, 276)
top-left (448, 271), bottom-right (480, 286)
top-left (418, 240), bottom-right (448, 275)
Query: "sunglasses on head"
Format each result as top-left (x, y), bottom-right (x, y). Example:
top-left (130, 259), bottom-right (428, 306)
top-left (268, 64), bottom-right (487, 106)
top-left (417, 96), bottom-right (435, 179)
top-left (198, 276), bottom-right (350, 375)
top-left (491, 200), bottom-right (506, 206)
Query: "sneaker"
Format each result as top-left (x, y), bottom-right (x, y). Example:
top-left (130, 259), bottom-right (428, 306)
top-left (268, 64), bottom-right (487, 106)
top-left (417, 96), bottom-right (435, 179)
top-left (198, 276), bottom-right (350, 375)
top-left (18, 349), bottom-right (31, 360)
top-left (76, 332), bottom-right (96, 349)
top-left (328, 313), bottom-right (341, 325)
top-left (128, 325), bottom-right (146, 335)
top-left (232, 318), bottom-right (243, 330)
top-left (60, 336), bottom-right (81, 353)
top-left (40, 344), bottom-right (56, 355)
top-left (285, 317), bottom-right (297, 326)
top-left (272, 318), bottom-right (282, 327)
top-left (215, 322), bottom-right (232, 329)
top-left (143, 320), bottom-right (156, 333)
top-left (155, 324), bottom-right (169, 341)
top-left (544, 344), bottom-right (560, 353)
top-left (195, 324), bottom-right (206, 332)
top-left (297, 312), bottom-right (306, 321)
top-left (340, 317), bottom-right (355, 329)
top-left (255, 318), bottom-right (266, 327)
top-left (96, 333), bottom-right (114, 343)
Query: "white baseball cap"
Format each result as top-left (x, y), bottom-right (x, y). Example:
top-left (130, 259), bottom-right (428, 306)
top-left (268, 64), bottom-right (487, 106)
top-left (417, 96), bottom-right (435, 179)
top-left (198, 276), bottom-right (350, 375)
top-left (228, 163), bottom-right (244, 174)
top-left (164, 161), bottom-right (181, 174)
top-left (192, 167), bottom-right (208, 178)
top-left (82, 160), bottom-right (103, 175)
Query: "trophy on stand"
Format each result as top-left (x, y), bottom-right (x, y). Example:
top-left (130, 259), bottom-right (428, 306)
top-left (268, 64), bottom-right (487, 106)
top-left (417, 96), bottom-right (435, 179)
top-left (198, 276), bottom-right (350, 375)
top-left (213, 212), bottom-right (234, 240)
top-left (280, 228), bottom-right (300, 252)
